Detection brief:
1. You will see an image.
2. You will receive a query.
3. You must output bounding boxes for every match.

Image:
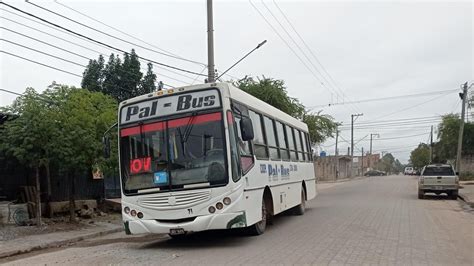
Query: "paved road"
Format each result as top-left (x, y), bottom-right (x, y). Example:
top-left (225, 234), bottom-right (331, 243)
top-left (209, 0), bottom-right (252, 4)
top-left (3, 175), bottom-right (474, 265)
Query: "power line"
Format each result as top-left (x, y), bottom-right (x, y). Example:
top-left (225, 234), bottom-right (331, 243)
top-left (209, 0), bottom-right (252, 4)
top-left (27, 0), bottom-right (206, 67)
top-left (272, 0), bottom-right (360, 114)
top-left (340, 115), bottom-right (444, 126)
top-left (0, 15), bottom-right (193, 85)
top-left (0, 2), bottom-right (207, 77)
top-left (0, 26), bottom-right (89, 60)
top-left (0, 88), bottom-right (23, 97)
top-left (308, 89), bottom-right (459, 108)
top-left (365, 90), bottom-right (455, 122)
top-left (1, 50), bottom-right (82, 77)
top-left (53, 0), bottom-right (232, 81)
top-left (1, 38), bottom-right (86, 67)
top-left (249, 0), bottom-right (353, 112)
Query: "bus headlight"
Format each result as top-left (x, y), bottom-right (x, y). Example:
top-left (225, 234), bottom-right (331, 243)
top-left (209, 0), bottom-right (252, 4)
top-left (216, 202), bottom-right (224, 210)
top-left (137, 212), bottom-right (144, 219)
top-left (124, 206), bottom-right (130, 214)
top-left (208, 206), bottom-right (216, 213)
top-left (223, 197), bottom-right (231, 205)
top-left (130, 210), bottom-right (137, 217)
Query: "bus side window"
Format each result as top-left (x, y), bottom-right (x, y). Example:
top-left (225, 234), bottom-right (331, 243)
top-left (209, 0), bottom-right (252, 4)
top-left (232, 111), bottom-right (255, 174)
top-left (286, 126), bottom-right (297, 161)
top-left (249, 110), bottom-right (269, 159)
top-left (276, 121), bottom-right (290, 160)
top-left (296, 130), bottom-right (305, 161)
top-left (227, 111), bottom-right (242, 181)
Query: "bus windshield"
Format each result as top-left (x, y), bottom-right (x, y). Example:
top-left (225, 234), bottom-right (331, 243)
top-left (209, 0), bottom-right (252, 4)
top-left (120, 112), bottom-right (227, 194)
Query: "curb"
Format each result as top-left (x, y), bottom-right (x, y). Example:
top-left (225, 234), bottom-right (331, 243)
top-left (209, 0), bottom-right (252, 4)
top-left (0, 226), bottom-right (123, 259)
top-left (318, 175), bottom-right (369, 184)
top-left (458, 192), bottom-right (473, 205)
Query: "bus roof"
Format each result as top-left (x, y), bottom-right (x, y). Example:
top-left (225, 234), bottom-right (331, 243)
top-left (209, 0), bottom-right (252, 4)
top-left (119, 82), bottom-right (308, 132)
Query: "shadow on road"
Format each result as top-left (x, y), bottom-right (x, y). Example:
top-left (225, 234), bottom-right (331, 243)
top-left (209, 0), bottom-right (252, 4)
top-left (421, 194), bottom-right (457, 201)
top-left (141, 207), bottom-right (314, 250)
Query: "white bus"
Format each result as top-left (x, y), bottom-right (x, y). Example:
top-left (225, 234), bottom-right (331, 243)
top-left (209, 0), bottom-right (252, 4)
top-left (116, 82), bottom-right (316, 236)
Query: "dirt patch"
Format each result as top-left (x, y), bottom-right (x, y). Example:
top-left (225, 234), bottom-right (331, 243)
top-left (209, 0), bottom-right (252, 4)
top-left (0, 213), bottom-right (122, 242)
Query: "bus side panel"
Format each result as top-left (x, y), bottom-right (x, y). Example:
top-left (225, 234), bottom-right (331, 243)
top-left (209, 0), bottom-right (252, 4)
top-left (242, 189), bottom-right (264, 226)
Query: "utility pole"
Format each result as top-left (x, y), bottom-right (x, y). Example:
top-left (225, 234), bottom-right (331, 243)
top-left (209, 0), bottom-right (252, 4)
top-left (206, 0), bottom-right (215, 83)
top-left (350, 113), bottom-right (363, 177)
top-left (369, 133), bottom-right (379, 155)
top-left (335, 127), bottom-right (339, 179)
top-left (361, 147), bottom-right (364, 175)
top-left (456, 82), bottom-right (469, 172)
top-left (430, 125), bottom-right (433, 163)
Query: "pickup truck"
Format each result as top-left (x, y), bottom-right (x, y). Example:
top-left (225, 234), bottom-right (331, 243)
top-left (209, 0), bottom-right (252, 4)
top-left (418, 164), bottom-right (459, 199)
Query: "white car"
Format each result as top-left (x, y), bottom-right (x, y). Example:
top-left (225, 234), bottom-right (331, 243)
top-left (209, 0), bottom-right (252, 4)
top-left (404, 167), bottom-right (414, 175)
top-left (418, 164), bottom-right (459, 199)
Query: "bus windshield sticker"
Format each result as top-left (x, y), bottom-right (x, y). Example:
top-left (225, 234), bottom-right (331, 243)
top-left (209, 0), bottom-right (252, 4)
top-left (153, 171), bottom-right (169, 185)
top-left (120, 89), bottom-right (221, 124)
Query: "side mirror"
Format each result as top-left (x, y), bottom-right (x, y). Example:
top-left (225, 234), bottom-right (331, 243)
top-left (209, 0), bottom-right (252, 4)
top-left (103, 136), bottom-right (110, 158)
top-left (240, 117), bottom-right (254, 141)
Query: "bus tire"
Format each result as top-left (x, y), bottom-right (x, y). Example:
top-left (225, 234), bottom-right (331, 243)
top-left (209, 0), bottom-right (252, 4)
top-left (246, 198), bottom-right (267, 236)
top-left (293, 189), bottom-right (306, 216)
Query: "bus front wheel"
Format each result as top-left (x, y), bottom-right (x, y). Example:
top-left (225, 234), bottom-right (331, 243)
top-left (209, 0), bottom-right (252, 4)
top-left (246, 198), bottom-right (267, 236)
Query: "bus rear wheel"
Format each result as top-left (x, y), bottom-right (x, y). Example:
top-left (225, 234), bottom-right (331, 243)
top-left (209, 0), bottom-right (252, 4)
top-left (246, 199), bottom-right (267, 236)
top-left (292, 189), bottom-right (306, 215)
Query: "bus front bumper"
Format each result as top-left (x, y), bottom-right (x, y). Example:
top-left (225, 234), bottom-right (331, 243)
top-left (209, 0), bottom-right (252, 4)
top-left (124, 211), bottom-right (247, 235)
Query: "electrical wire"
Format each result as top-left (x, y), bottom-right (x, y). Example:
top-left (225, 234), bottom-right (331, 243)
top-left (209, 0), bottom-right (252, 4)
top-left (307, 89), bottom-right (459, 109)
top-left (27, 0), bottom-right (206, 67)
top-left (0, 26), bottom-right (90, 60)
top-left (1, 38), bottom-right (86, 67)
top-left (0, 11), bottom-right (197, 84)
top-left (0, 2), bottom-right (207, 77)
top-left (365, 90), bottom-right (455, 122)
top-left (271, 0), bottom-right (361, 114)
top-left (0, 50), bottom-right (82, 77)
top-left (0, 15), bottom-right (194, 84)
top-left (249, 0), bottom-right (360, 114)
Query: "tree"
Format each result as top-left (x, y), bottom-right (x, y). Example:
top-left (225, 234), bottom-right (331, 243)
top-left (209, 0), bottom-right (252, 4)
top-left (121, 49), bottom-right (142, 99)
top-left (434, 114), bottom-right (474, 163)
top-left (51, 86), bottom-right (117, 221)
top-left (81, 50), bottom-right (157, 102)
top-left (139, 63), bottom-right (157, 93)
top-left (376, 153), bottom-right (396, 173)
top-left (1, 85), bottom-right (118, 222)
top-left (81, 55), bottom-right (104, 92)
top-left (0, 88), bottom-right (58, 226)
top-left (236, 76), bottom-right (338, 145)
top-left (410, 143), bottom-right (430, 169)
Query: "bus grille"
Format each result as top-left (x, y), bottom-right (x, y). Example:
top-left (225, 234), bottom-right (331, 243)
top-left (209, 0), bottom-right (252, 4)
top-left (137, 190), bottom-right (211, 210)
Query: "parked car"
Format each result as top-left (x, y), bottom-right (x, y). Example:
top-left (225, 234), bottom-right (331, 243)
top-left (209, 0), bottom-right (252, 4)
top-left (404, 167), bottom-right (414, 175)
top-left (364, 170), bottom-right (387, 176)
top-left (418, 164), bottom-right (459, 199)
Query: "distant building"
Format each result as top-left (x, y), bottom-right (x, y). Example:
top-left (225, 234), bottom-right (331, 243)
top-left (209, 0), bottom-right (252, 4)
top-left (314, 155), bottom-right (352, 181)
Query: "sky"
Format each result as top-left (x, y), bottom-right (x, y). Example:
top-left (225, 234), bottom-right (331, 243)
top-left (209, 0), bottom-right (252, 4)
top-left (0, 0), bottom-right (472, 163)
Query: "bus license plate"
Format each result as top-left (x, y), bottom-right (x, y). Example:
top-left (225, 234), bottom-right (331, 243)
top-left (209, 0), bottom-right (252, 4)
top-left (169, 228), bottom-right (185, 235)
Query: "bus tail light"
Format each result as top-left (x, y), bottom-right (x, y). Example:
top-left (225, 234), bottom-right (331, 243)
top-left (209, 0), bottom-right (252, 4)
top-left (137, 212), bottom-right (144, 219)
top-left (223, 197), bottom-right (231, 205)
top-left (208, 206), bottom-right (216, 213)
top-left (130, 210), bottom-right (137, 217)
top-left (216, 202), bottom-right (224, 210)
top-left (124, 207), bottom-right (130, 214)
